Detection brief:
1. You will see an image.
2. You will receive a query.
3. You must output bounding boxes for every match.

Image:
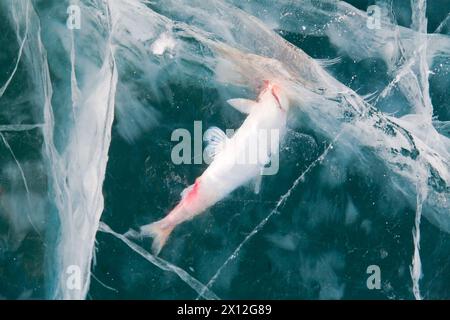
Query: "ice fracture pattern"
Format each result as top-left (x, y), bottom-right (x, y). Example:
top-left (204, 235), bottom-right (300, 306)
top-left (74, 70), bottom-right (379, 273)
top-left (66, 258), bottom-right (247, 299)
top-left (0, 0), bottom-right (449, 300)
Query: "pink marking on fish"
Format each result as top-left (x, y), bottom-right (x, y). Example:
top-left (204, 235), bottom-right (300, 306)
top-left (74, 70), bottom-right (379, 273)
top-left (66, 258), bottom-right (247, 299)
top-left (183, 179), bottom-right (200, 204)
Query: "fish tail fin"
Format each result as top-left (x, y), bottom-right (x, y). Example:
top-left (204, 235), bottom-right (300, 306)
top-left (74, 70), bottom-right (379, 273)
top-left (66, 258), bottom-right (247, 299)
top-left (140, 220), bottom-right (174, 255)
top-left (125, 219), bottom-right (174, 255)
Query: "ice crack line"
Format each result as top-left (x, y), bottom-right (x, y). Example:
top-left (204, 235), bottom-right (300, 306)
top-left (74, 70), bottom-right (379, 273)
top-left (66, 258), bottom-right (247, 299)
top-left (373, 2), bottom-right (444, 110)
top-left (0, 131), bottom-right (41, 236)
top-left (98, 222), bottom-right (220, 300)
top-left (0, 124), bottom-right (43, 131)
top-left (196, 133), bottom-right (341, 299)
top-left (435, 13), bottom-right (450, 34)
top-left (411, 178), bottom-right (427, 300)
top-left (0, 0), bottom-right (29, 99)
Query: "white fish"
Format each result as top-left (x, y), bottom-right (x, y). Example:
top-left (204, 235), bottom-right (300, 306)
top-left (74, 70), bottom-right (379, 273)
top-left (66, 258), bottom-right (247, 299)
top-left (129, 81), bottom-right (290, 254)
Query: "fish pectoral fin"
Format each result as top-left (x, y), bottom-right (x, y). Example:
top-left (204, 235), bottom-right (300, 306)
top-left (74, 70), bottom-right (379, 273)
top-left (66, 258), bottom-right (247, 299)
top-left (203, 126), bottom-right (229, 161)
top-left (227, 98), bottom-right (257, 114)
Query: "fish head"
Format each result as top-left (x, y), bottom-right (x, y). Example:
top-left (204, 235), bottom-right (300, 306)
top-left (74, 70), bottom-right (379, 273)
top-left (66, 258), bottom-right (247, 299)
top-left (258, 80), bottom-right (289, 112)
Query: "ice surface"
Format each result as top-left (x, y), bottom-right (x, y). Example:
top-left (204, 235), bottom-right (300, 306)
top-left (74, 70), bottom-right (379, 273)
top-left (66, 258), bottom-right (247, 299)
top-left (99, 222), bottom-right (219, 300)
top-left (0, 0), bottom-right (448, 299)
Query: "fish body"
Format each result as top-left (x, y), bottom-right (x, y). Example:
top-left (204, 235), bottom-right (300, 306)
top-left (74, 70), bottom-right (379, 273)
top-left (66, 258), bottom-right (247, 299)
top-left (134, 81), bottom-right (289, 254)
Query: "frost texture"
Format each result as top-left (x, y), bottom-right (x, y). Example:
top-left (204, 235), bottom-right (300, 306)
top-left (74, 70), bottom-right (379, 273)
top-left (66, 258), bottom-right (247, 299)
top-left (0, 0), bottom-right (448, 299)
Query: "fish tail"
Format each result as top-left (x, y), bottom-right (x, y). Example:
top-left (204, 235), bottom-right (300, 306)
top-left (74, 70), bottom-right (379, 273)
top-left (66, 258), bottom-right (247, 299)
top-left (140, 219), bottom-right (175, 255)
top-left (125, 218), bottom-right (175, 255)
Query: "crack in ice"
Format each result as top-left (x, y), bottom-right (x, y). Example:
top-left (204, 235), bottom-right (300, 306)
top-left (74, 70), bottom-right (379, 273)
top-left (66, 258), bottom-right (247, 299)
top-left (0, 124), bottom-right (43, 131)
top-left (0, 131), bottom-right (41, 237)
top-left (0, 1), bottom-right (29, 99)
top-left (91, 272), bottom-right (119, 293)
top-left (435, 13), bottom-right (450, 34)
top-left (374, 1), bottom-right (442, 116)
top-left (411, 181), bottom-right (425, 300)
top-left (98, 222), bottom-right (220, 300)
top-left (197, 133), bottom-right (342, 299)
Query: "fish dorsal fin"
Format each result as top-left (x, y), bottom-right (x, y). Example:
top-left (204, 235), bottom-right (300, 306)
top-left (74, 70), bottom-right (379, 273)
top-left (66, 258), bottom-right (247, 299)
top-left (203, 126), bottom-right (229, 161)
top-left (227, 98), bottom-right (257, 114)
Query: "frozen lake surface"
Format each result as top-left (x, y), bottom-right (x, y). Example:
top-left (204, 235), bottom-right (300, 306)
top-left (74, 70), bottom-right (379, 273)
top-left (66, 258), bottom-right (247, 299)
top-left (0, 0), bottom-right (449, 300)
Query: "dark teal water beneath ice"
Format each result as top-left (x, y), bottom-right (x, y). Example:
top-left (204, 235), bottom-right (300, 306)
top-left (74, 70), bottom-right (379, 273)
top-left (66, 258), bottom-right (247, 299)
top-left (0, 0), bottom-right (449, 299)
